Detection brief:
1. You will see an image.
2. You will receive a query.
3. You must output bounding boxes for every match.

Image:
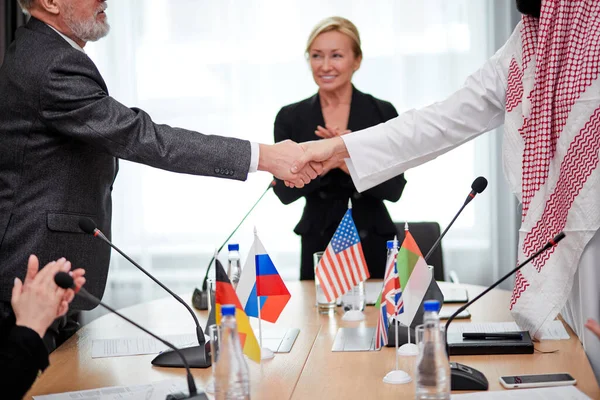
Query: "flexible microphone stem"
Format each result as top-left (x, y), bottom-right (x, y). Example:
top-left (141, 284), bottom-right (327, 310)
top-left (424, 177), bottom-right (488, 263)
top-left (93, 230), bottom-right (205, 347)
top-left (200, 180), bottom-right (275, 290)
top-left (424, 201), bottom-right (467, 262)
top-left (444, 232), bottom-right (566, 352)
top-left (81, 288), bottom-right (197, 396)
top-left (55, 273), bottom-right (201, 399)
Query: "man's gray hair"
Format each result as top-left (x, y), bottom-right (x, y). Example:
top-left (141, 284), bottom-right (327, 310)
top-left (17, 0), bottom-right (35, 14)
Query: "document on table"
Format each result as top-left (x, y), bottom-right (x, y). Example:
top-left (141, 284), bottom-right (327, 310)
top-left (33, 379), bottom-right (191, 400)
top-left (91, 333), bottom-right (198, 358)
top-left (447, 320), bottom-right (570, 340)
top-left (451, 385), bottom-right (590, 399)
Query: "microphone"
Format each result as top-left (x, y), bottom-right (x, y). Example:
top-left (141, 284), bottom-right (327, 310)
top-left (54, 273), bottom-right (207, 400)
top-left (386, 177), bottom-right (489, 347)
top-left (443, 232), bottom-right (566, 391)
top-left (78, 217), bottom-right (210, 369)
top-left (424, 176), bottom-right (488, 262)
top-left (192, 179), bottom-right (276, 310)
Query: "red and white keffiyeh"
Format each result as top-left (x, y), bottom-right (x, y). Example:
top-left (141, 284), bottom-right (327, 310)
top-left (503, 0), bottom-right (600, 335)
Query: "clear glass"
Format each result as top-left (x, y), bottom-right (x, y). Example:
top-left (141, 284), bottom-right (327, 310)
top-left (313, 251), bottom-right (336, 314)
top-left (214, 314), bottom-right (250, 400)
top-left (341, 282), bottom-right (366, 312)
top-left (415, 312), bottom-right (451, 400)
top-left (206, 324), bottom-right (221, 394)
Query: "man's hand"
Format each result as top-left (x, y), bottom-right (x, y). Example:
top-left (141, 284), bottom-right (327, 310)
top-left (258, 140), bottom-right (322, 188)
top-left (285, 137), bottom-right (350, 187)
top-left (585, 319), bottom-right (600, 340)
top-left (12, 255), bottom-right (86, 338)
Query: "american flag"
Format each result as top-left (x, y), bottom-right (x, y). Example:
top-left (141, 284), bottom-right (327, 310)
top-left (375, 247), bottom-right (401, 350)
top-left (315, 209), bottom-right (370, 302)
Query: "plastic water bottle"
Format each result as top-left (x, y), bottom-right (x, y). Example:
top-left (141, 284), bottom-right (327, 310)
top-left (214, 304), bottom-right (250, 400)
top-left (387, 238), bottom-right (399, 259)
top-left (415, 299), bottom-right (450, 399)
top-left (227, 244), bottom-right (242, 289)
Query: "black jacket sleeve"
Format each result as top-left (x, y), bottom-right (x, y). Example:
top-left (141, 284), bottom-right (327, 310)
top-left (361, 102), bottom-right (407, 201)
top-left (272, 106), bottom-right (328, 204)
top-left (0, 314), bottom-right (49, 400)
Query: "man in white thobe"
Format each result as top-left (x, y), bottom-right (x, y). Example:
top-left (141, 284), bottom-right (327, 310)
top-left (291, 0), bottom-right (600, 382)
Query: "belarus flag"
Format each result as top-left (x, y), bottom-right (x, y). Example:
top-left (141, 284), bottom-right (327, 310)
top-left (236, 233), bottom-right (291, 323)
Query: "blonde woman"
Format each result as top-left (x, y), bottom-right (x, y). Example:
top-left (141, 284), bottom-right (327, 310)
top-left (273, 17), bottom-right (406, 280)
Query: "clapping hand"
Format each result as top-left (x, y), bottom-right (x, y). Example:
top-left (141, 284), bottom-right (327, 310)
top-left (314, 125), bottom-right (351, 139)
top-left (12, 255), bottom-right (86, 338)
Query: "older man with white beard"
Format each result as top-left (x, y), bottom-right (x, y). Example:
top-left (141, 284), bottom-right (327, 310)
top-left (0, 0), bottom-right (320, 351)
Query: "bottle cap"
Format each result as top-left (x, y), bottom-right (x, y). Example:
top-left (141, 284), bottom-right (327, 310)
top-left (423, 300), bottom-right (440, 312)
top-left (228, 243), bottom-right (239, 251)
top-left (221, 304), bottom-right (236, 316)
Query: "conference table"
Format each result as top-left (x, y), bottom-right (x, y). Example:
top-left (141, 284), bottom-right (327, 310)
top-left (27, 281), bottom-right (600, 399)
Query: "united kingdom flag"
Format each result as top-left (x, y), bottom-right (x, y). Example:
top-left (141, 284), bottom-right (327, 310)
top-left (374, 243), bottom-right (401, 350)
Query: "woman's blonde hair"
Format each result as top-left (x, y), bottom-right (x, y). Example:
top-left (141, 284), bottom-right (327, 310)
top-left (305, 16), bottom-right (362, 59)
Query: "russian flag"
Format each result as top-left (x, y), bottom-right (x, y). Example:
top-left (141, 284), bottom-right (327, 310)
top-left (236, 234), bottom-right (291, 323)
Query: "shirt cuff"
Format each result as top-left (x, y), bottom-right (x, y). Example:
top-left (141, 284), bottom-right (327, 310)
top-left (249, 142), bottom-right (259, 173)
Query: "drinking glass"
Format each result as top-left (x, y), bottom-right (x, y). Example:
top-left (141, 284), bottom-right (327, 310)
top-left (313, 251), bottom-right (336, 314)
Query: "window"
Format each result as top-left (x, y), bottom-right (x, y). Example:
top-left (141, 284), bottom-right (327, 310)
top-left (84, 0), bottom-right (513, 310)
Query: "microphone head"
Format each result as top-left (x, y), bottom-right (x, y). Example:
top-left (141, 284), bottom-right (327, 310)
top-left (54, 271), bottom-right (75, 289)
top-left (471, 176), bottom-right (488, 194)
top-left (553, 231), bottom-right (566, 244)
top-left (79, 217), bottom-right (97, 234)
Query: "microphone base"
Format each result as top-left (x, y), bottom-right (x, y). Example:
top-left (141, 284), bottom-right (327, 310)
top-left (152, 344), bottom-right (211, 368)
top-left (191, 288), bottom-right (209, 310)
top-left (450, 362), bottom-right (489, 391)
top-left (166, 392), bottom-right (208, 400)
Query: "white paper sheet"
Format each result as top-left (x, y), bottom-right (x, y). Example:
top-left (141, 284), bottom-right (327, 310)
top-left (33, 379), bottom-right (190, 400)
top-left (451, 385), bottom-right (590, 399)
top-left (447, 320), bottom-right (570, 340)
top-left (91, 334), bottom-right (198, 358)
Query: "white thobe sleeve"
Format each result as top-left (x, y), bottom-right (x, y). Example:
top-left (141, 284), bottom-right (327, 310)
top-left (343, 24), bottom-right (521, 192)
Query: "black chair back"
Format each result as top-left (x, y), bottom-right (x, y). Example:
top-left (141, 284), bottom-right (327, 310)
top-left (394, 222), bottom-right (445, 281)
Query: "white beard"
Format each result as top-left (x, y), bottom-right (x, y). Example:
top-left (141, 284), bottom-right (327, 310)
top-left (63, 4), bottom-right (110, 43)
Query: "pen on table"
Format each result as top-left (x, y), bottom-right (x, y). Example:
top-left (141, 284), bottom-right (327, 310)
top-left (462, 332), bottom-right (523, 340)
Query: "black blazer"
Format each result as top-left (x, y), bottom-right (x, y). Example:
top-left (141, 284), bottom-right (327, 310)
top-left (273, 87), bottom-right (406, 279)
top-left (0, 313), bottom-right (49, 400)
top-left (0, 18), bottom-right (251, 308)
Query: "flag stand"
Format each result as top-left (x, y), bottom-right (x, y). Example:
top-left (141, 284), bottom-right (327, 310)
top-left (397, 325), bottom-right (419, 356)
top-left (383, 317), bottom-right (411, 384)
top-left (257, 294), bottom-right (275, 360)
top-left (342, 309), bottom-right (364, 321)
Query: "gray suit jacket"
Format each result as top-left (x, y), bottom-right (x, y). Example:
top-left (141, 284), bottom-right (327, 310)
top-left (0, 17), bottom-right (251, 308)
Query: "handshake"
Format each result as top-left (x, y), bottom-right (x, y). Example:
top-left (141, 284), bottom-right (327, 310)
top-left (258, 134), bottom-right (350, 188)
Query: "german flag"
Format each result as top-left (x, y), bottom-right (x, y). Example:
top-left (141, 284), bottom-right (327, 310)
top-left (215, 259), bottom-right (261, 363)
